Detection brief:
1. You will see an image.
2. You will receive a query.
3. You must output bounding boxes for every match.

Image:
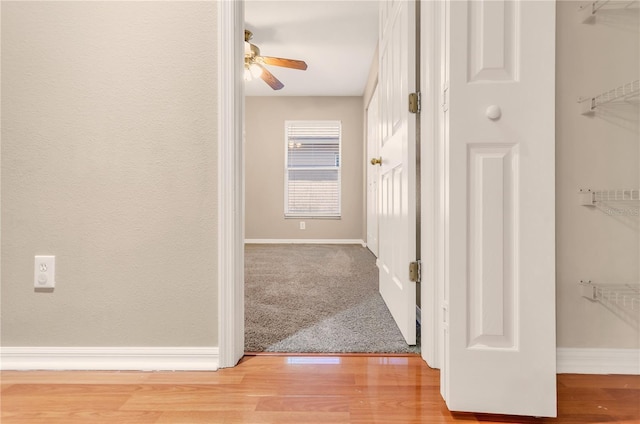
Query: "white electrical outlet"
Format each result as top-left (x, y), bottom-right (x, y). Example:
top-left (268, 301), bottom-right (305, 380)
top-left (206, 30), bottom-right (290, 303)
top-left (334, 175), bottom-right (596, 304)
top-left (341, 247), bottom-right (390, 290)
top-left (300, 221), bottom-right (306, 230)
top-left (34, 256), bottom-right (55, 288)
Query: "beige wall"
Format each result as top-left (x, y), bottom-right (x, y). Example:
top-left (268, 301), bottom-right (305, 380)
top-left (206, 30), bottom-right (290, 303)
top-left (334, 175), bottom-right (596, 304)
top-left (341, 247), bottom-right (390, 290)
top-left (1, 2), bottom-right (218, 347)
top-left (245, 96), bottom-right (364, 240)
top-left (556, 2), bottom-right (639, 348)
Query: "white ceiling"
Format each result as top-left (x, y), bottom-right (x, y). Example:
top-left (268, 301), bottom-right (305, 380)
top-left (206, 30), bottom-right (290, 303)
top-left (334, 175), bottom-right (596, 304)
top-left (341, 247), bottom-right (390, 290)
top-left (244, 0), bottom-right (379, 96)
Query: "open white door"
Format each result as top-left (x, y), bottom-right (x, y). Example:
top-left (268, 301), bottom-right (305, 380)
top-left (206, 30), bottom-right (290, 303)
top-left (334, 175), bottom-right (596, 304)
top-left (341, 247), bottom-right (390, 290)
top-left (366, 86), bottom-right (380, 257)
top-left (441, 0), bottom-right (557, 417)
top-left (377, 0), bottom-right (417, 345)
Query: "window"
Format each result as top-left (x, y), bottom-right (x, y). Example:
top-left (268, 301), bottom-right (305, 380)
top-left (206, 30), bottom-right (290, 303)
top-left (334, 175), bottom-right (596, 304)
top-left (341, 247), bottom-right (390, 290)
top-left (284, 120), bottom-right (341, 218)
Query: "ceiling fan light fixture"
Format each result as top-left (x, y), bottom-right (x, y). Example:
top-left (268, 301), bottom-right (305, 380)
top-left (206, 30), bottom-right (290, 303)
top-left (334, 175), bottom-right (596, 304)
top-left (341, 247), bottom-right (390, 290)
top-left (244, 67), bottom-right (252, 81)
top-left (249, 63), bottom-right (263, 78)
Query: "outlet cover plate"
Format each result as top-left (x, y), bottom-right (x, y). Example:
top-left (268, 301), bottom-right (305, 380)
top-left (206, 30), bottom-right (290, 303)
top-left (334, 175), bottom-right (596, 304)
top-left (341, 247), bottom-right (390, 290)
top-left (34, 255), bottom-right (55, 288)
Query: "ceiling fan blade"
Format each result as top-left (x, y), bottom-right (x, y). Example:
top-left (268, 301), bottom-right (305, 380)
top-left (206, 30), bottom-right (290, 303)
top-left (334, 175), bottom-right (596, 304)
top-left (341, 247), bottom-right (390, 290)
top-left (261, 56), bottom-right (308, 71)
top-left (257, 64), bottom-right (284, 90)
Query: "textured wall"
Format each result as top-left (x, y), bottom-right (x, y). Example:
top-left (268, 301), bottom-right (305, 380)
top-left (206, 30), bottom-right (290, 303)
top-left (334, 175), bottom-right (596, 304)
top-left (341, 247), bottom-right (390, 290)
top-left (245, 97), bottom-right (364, 240)
top-left (556, 1), bottom-right (639, 348)
top-left (1, 2), bottom-right (218, 346)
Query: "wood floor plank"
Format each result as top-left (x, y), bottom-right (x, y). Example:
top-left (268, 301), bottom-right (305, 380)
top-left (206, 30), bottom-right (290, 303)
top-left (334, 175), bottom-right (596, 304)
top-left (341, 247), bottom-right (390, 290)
top-left (2, 383), bottom-right (137, 396)
top-left (0, 410), bottom-right (161, 424)
top-left (255, 395), bottom-right (350, 412)
top-left (558, 400), bottom-right (640, 418)
top-left (2, 393), bottom-right (132, 413)
top-left (1, 356), bottom-right (639, 424)
top-left (120, 396), bottom-right (260, 412)
top-left (558, 373), bottom-right (640, 389)
top-left (125, 383), bottom-right (276, 397)
top-left (144, 371), bottom-right (244, 385)
top-left (350, 408), bottom-right (466, 424)
top-left (603, 387), bottom-right (640, 402)
top-left (240, 373), bottom-right (357, 396)
top-left (0, 371), bottom-right (151, 385)
top-left (556, 385), bottom-right (617, 402)
top-left (156, 410), bottom-right (351, 424)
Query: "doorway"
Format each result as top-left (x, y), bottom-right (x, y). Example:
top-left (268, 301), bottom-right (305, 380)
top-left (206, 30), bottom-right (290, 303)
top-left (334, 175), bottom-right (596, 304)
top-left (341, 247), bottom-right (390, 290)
top-left (241, 1), bottom-right (418, 355)
top-left (219, 0), bottom-right (427, 366)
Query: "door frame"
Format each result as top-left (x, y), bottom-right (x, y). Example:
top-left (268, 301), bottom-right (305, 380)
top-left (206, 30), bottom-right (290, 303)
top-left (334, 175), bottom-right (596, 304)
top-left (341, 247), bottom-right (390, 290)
top-left (218, 0), bottom-right (246, 368)
top-left (418, 0), bottom-right (444, 370)
top-left (217, 0), bottom-right (441, 369)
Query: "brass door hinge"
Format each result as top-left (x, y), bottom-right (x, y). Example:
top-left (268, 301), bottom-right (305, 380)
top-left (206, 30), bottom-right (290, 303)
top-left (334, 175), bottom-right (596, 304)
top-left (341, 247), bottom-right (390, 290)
top-left (409, 260), bottom-right (421, 283)
top-left (409, 92), bottom-right (421, 114)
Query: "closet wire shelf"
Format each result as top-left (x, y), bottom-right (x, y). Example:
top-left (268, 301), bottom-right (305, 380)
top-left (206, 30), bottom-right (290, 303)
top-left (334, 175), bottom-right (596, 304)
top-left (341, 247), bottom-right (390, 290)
top-left (580, 281), bottom-right (640, 313)
top-left (578, 188), bottom-right (640, 206)
top-left (578, 80), bottom-right (639, 115)
top-left (580, 281), bottom-right (640, 329)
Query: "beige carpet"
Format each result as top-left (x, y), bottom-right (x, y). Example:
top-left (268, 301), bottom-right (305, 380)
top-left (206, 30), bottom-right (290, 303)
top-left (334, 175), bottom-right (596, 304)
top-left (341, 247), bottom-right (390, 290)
top-left (244, 244), bottom-right (420, 353)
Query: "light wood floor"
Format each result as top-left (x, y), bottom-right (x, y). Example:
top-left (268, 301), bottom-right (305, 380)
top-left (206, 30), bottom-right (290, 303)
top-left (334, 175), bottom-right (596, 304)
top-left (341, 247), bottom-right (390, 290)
top-left (2, 355), bottom-right (639, 423)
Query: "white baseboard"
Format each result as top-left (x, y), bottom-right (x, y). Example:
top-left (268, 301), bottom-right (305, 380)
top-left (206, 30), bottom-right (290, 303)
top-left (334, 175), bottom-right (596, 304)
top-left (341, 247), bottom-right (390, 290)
top-left (5, 347), bottom-right (636, 375)
top-left (245, 239), bottom-right (366, 246)
top-left (0, 347), bottom-right (219, 371)
top-left (557, 348), bottom-right (640, 375)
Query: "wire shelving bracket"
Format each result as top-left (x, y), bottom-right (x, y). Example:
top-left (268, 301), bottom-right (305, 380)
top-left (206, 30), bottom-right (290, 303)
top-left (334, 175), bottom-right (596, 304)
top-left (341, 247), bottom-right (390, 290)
top-left (578, 1), bottom-right (639, 24)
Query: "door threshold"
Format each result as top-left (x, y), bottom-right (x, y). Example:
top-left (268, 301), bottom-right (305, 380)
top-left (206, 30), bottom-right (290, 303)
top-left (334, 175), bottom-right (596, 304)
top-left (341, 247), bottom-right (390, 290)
top-left (244, 351), bottom-right (421, 357)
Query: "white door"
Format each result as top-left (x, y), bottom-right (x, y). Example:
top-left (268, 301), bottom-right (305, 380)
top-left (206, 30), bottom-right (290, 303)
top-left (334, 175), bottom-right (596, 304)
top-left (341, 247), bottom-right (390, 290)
top-left (377, 0), bottom-right (417, 345)
top-left (441, 0), bottom-right (557, 417)
top-left (366, 86), bottom-right (380, 257)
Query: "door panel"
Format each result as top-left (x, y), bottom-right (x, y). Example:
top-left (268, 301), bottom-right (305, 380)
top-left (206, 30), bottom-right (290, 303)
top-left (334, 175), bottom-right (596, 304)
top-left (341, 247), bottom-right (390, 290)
top-left (377, 0), bottom-right (417, 345)
top-left (442, 0), bottom-right (557, 417)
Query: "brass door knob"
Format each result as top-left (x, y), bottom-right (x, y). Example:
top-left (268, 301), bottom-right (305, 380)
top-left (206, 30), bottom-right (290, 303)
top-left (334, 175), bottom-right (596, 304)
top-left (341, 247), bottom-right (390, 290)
top-left (370, 157), bottom-right (382, 165)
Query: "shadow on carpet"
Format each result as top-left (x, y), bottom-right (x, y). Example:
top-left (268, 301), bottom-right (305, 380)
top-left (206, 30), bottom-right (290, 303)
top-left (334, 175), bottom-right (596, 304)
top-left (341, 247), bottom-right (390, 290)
top-left (244, 244), bottom-right (420, 354)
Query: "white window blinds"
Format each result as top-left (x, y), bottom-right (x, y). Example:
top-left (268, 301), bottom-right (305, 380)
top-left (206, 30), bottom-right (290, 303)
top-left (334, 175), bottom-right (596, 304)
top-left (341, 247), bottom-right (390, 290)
top-left (284, 120), bottom-right (341, 218)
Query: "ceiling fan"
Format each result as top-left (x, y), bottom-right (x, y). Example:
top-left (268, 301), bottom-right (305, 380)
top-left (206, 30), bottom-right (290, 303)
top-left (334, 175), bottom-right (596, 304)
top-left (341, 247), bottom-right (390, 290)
top-left (244, 30), bottom-right (308, 90)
